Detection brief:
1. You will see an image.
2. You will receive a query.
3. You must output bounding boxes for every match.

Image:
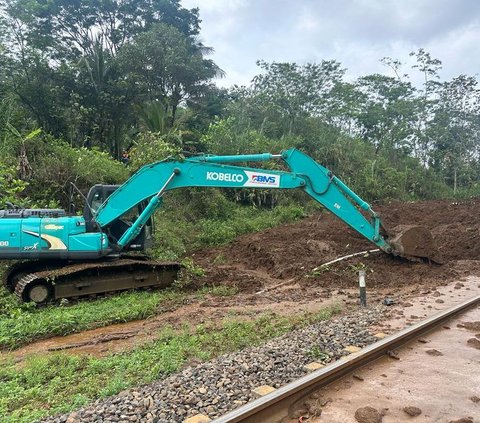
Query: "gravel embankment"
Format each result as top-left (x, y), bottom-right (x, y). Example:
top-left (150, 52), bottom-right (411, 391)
top-left (41, 306), bottom-right (385, 423)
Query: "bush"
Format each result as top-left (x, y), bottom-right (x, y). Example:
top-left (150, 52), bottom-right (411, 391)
top-left (128, 132), bottom-right (182, 170)
top-left (18, 137), bottom-right (129, 208)
top-left (0, 163), bottom-right (29, 206)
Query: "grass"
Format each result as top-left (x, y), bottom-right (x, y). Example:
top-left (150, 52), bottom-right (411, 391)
top-left (0, 303), bottom-right (342, 423)
top-left (0, 287), bottom-right (186, 350)
top-left (0, 282), bottom-right (245, 350)
top-left (307, 345), bottom-right (331, 362)
top-left (0, 282), bottom-right (258, 350)
top-left (150, 202), bottom-right (310, 260)
top-left (193, 204), bottom-right (306, 248)
top-left (197, 285), bottom-right (239, 297)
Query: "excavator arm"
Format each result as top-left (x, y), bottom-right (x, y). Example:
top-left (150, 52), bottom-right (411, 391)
top-left (94, 148), bottom-right (392, 253)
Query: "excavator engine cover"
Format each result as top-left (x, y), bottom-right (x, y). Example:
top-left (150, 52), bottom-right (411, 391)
top-left (387, 225), bottom-right (442, 263)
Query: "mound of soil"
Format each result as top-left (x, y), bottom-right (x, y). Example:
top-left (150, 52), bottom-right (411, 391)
top-left (193, 199), bottom-right (480, 293)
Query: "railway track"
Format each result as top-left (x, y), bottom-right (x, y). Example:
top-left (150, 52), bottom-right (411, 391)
top-left (214, 294), bottom-right (480, 423)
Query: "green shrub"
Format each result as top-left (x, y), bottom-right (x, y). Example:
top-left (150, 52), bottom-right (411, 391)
top-left (0, 164), bottom-right (29, 206)
top-left (128, 132), bottom-right (182, 170)
top-left (24, 137), bottom-right (128, 208)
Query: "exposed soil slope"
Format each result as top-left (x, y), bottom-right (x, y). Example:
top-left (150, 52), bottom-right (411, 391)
top-left (193, 198), bottom-right (480, 292)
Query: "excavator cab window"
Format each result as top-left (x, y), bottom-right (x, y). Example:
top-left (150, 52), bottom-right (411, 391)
top-left (84, 185), bottom-right (119, 229)
top-left (90, 192), bottom-right (105, 214)
top-left (84, 184), bottom-right (153, 250)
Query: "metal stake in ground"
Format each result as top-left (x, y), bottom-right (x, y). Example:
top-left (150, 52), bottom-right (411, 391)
top-left (359, 270), bottom-right (367, 307)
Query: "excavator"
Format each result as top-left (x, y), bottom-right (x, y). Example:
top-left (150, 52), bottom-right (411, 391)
top-left (0, 148), bottom-right (438, 304)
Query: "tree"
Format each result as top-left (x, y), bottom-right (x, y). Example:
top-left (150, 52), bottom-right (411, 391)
top-left (430, 75), bottom-right (480, 193)
top-left (0, 0), bottom-right (215, 155)
top-left (409, 48), bottom-right (442, 165)
top-left (354, 74), bottom-right (417, 155)
top-left (250, 60), bottom-right (345, 136)
top-left (118, 23), bottom-right (223, 127)
top-left (4, 0), bottom-right (200, 59)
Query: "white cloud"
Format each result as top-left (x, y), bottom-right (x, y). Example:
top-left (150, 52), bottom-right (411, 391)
top-left (182, 0), bottom-right (246, 13)
top-left (425, 22), bottom-right (480, 80)
top-left (181, 0), bottom-right (480, 87)
top-left (294, 7), bottom-right (320, 33)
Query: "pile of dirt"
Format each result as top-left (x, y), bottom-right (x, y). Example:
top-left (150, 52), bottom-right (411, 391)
top-left (379, 199), bottom-right (480, 261)
top-left (193, 198), bottom-right (480, 293)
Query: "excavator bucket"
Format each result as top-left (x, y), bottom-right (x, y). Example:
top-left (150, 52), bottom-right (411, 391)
top-left (387, 225), bottom-right (442, 263)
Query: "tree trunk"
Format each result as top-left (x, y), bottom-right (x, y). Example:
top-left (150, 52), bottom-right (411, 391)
top-left (453, 167), bottom-right (457, 196)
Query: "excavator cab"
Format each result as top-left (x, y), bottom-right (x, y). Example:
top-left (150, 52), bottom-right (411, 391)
top-left (84, 184), bottom-right (153, 251)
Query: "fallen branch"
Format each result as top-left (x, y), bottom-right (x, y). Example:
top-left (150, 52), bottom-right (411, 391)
top-left (312, 249), bottom-right (381, 271)
top-left (47, 331), bottom-right (137, 351)
top-left (255, 278), bottom-right (295, 295)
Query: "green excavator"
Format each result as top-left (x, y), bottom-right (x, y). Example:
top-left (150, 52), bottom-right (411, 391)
top-left (0, 148), bottom-right (439, 304)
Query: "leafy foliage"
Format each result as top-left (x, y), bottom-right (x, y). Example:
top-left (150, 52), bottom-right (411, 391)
top-left (0, 163), bottom-right (28, 205)
top-left (1, 0), bottom-right (216, 156)
top-left (128, 131), bottom-right (183, 169)
top-left (25, 137), bottom-right (128, 208)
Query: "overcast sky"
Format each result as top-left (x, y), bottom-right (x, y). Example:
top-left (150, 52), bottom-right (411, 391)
top-left (181, 0), bottom-right (480, 88)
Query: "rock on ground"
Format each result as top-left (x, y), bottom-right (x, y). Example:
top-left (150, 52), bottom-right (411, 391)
top-left (403, 406), bottom-right (422, 417)
top-left (354, 406), bottom-right (383, 423)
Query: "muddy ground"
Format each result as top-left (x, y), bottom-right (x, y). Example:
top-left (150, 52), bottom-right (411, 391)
top-left (193, 198), bottom-right (480, 292)
top-left (295, 276), bottom-right (480, 423)
top-left (4, 198), bottom-right (480, 360)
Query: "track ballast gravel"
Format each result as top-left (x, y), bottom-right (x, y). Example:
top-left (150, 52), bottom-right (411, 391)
top-left (41, 306), bottom-right (383, 423)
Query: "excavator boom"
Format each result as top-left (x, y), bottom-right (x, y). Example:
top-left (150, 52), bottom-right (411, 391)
top-left (96, 148), bottom-right (439, 261)
top-left (95, 148), bottom-right (392, 253)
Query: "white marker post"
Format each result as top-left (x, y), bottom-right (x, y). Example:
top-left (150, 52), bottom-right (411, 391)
top-left (359, 270), bottom-right (367, 307)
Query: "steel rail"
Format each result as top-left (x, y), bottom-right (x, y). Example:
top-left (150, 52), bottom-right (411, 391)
top-left (214, 295), bottom-right (480, 423)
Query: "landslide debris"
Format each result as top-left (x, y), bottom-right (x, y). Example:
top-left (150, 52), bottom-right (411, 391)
top-left (194, 199), bottom-right (480, 292)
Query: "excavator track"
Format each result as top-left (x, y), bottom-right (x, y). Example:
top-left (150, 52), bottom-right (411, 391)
top-left (5, 259), bottom-right (180, 304)
top-left (4, 259), bottom-right (63, 291)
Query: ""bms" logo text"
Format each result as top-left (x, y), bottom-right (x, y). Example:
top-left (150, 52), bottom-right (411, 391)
top-left (243, 171), bottom-right (280, 188)
top-left (251, 175), bottom-right (277, 184)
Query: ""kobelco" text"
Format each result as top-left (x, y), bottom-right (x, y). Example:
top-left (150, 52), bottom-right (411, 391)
top-left (206, 172), bottom-right (244, 183)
